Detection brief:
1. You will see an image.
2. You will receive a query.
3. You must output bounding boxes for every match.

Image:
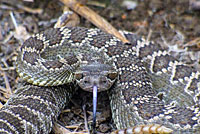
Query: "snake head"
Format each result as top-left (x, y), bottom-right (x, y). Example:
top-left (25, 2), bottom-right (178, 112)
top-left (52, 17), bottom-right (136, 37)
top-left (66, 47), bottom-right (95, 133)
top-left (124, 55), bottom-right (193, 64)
top-left (74, 62), bottom-right (117, 132)
top-left (74, 63), bottom-right (118, 92)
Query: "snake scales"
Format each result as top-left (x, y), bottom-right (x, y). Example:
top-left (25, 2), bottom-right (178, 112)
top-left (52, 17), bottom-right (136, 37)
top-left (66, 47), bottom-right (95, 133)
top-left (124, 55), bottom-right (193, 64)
top-left (0, 26), bottom-right (200, 134)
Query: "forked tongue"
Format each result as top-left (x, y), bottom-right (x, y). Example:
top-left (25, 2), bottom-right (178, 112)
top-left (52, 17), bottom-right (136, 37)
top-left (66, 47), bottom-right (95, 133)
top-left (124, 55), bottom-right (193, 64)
top-left (92, 85), bottom-right (97, 133)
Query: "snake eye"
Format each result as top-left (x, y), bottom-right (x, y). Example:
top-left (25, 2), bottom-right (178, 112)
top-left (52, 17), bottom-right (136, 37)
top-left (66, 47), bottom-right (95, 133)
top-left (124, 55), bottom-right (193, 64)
top-left (107, 72), bottom-right (118, 80)
top-left (74, 73), bottom-right (83, 80)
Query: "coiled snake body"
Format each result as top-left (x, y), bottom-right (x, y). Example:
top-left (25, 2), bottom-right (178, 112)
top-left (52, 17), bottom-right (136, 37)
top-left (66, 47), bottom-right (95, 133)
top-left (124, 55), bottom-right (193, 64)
top-left (0, 27), bottom-right (200, 134)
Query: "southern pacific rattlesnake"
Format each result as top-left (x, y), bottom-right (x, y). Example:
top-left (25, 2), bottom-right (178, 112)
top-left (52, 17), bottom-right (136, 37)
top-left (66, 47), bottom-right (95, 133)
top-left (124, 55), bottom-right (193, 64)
top-left (0, 27), bottom-right (200, 134)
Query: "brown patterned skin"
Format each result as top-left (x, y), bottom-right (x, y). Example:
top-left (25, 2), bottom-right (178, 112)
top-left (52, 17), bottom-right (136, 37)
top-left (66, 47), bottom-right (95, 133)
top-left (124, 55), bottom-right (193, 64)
top-left (0, 27), bottom-right (199, 134)
top-left (0, 82), bottom-right (77, 134)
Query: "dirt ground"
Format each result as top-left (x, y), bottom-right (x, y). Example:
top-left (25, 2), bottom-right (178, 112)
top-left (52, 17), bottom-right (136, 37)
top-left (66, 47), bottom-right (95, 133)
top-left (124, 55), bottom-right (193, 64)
top-left (1, 0), bottom-right (200, 133)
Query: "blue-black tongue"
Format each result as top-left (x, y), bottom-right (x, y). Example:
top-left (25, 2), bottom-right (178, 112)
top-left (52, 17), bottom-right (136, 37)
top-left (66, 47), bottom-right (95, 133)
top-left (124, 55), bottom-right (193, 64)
top-left (92, 85), bottom-right (97, 134)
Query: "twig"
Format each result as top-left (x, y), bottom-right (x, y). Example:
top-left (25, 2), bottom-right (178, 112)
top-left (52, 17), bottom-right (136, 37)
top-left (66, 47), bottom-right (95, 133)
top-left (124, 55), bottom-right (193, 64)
top-left (2, 72), bottom-right (12, 98)
top-left (60, 0), bottom-right (130, 44)
top-left (10, 12), bottom-right (18, 29)
top-left (54, 6), bottom-right (80, 28)
top-left (146, 29), bottom-right (152, 42)
top-left (0, 85), bottom-right (10, 102)
top-left (52, 121), bottom-right (71, 134)
top-left (2, 32), bottom-right (14, 44)
top-left (10, 11), bottom-right (31, 42)
top-left (0, 85), bottom-right (8, 93)
top-left (0, 102), bottom-right (3, 109)
top-left (0, 94), bottom-right (8, 103)
top-left (16, 4), bottom-right (43, 14)
top-left (82, 104), bottom-right (90, 134)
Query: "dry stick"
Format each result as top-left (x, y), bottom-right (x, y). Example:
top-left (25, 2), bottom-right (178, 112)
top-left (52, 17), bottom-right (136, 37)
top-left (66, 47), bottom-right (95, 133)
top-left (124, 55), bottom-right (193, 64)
top-left (0, 85), bottom-right (8, 93)
top-left (54, 6), bottom-right (80, 28)
top-left (17, 4), bottom-right (43, 14)
top-left (146, 29), bottom-right (152, 42)
top-left (60, 0), bottom-right (130, 44)
top-left (0, 85), bottom-right (9, 102)
top-left (82, 104), bottom-right (90, 134)
top-left (52, 121), bottom-right (71, 134)
top-left (2, 72), bottom-right (12, 98)
top-left (0, 101), bottom-right (3, 109)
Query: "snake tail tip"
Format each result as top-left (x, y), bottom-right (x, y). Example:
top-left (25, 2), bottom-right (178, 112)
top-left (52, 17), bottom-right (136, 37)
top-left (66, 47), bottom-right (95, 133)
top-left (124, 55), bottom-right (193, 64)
top-left (157, 126), bottom-right (173, 134)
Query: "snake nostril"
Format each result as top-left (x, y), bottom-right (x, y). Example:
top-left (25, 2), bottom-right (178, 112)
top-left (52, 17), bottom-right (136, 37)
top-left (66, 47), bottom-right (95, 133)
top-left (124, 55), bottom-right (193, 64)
top-left (84, 80), bottom-right (89, 84)
top-left (102, 80), bottom-right (107, 84)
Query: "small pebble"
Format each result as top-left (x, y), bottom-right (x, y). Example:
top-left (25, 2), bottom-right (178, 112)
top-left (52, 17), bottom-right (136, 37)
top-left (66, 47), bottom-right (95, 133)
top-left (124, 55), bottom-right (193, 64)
top-left (122, 0), bottom-right (138, 10)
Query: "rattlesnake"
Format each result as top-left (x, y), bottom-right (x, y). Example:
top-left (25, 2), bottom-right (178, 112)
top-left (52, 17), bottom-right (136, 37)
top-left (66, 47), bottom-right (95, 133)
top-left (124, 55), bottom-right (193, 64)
top-left (0, 27), bottom-right (200, 134)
